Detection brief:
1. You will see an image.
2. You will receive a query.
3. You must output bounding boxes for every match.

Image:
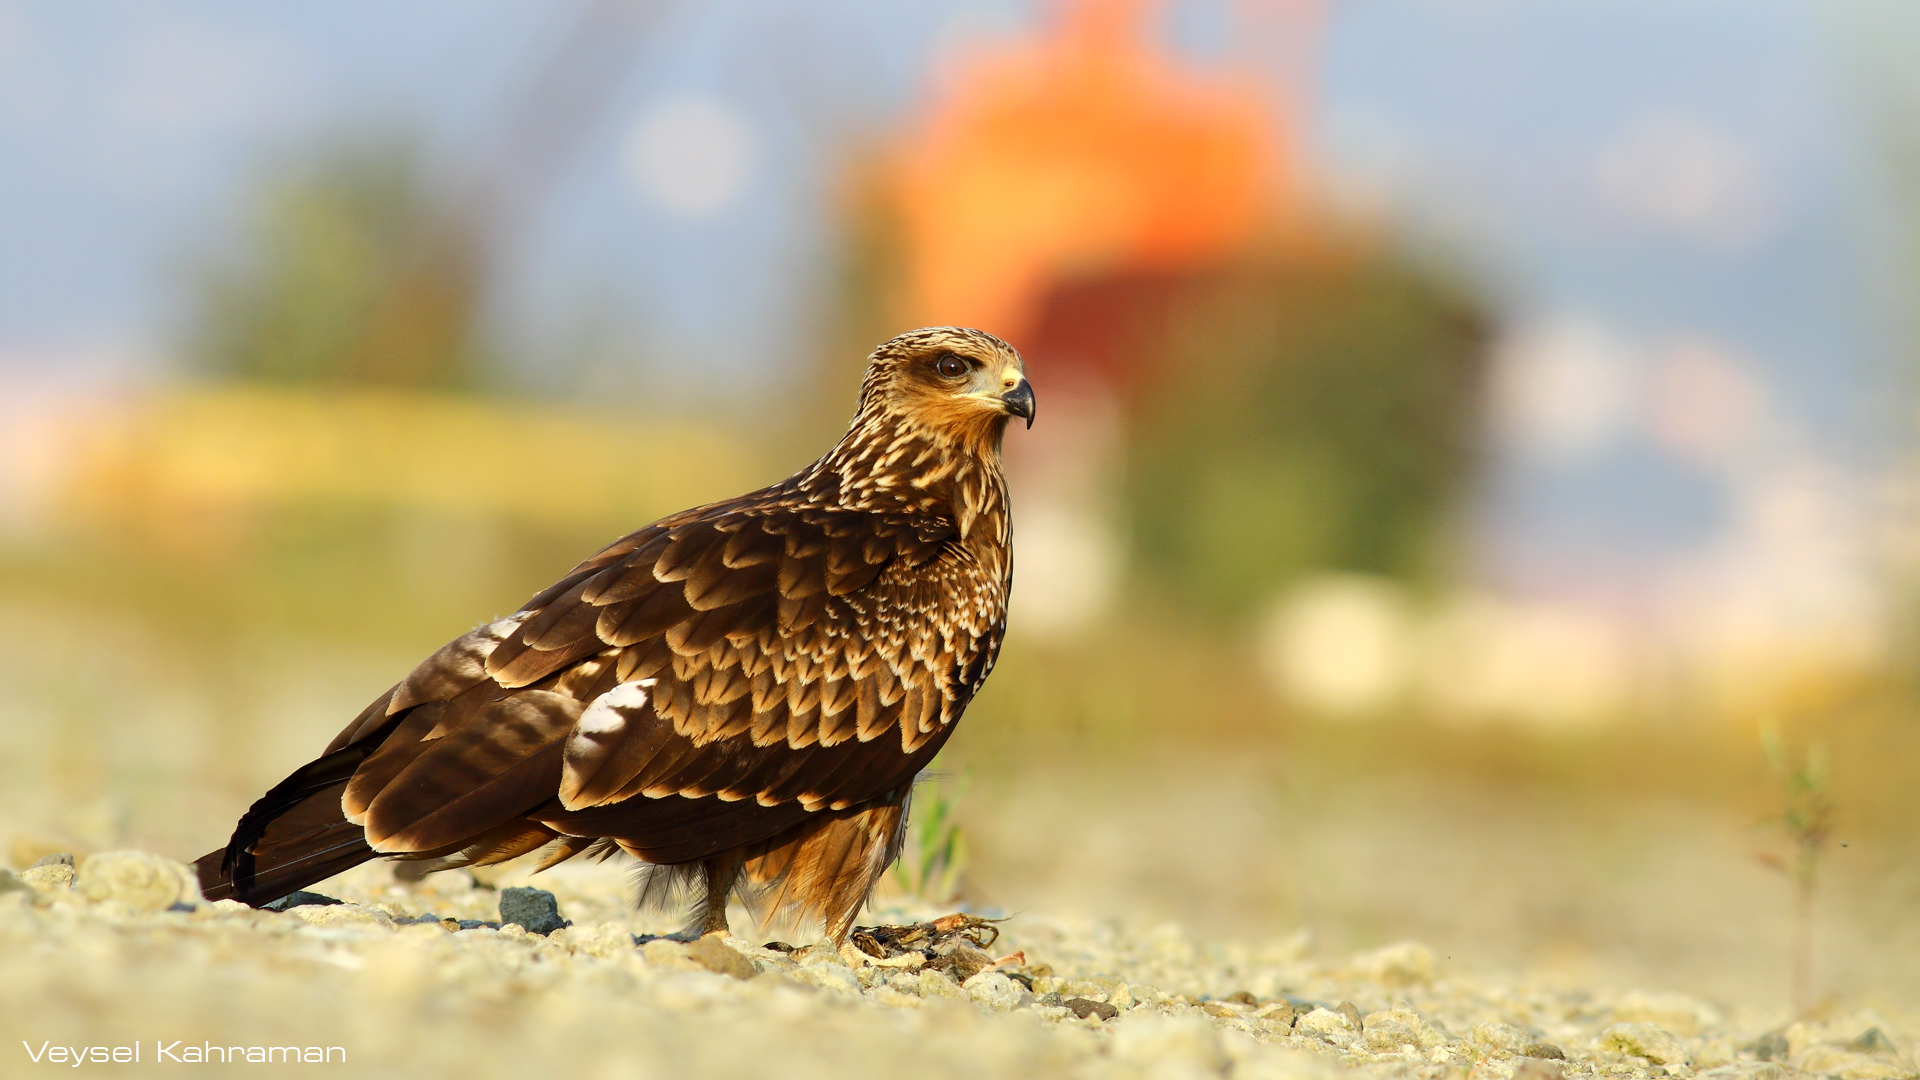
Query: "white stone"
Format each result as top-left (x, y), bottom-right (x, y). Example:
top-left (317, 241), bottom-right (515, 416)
top-left (791, 963), bottom-right (861, 996)
top-left (74, 851), bottom-right (198, 912)
top-left (916, 969), bottom-right (970, 1001)
top-left (20, 863), bottom-right (74, 893)
top-left (1475, 1022), bottom-right (1531, 1055)
top-left (962, 971), bottom-right (1022, 1012)
top-left (1296, 1006), bottom-right (1360, 1047)
top-left (1364, 1008), bottom-right (1443, 1053)
top-left (289, 903), bottom-right (395, 930)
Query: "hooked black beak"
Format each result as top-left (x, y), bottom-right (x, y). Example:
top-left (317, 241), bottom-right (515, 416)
top-left (1002, 379), bottom-right (1036, 429)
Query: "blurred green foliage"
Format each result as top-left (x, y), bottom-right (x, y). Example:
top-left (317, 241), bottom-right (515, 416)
top-left (891, 774), bottom-right (970, 904)
top-left (1127, 249), bottom-right (1488, 616)
top-left (185, 135), bottom-right (485, 390)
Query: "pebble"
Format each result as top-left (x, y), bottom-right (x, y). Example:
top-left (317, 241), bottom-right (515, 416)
top-left (1746, 1031), bottom-right (1791, 1061)
top-left (20, 863), bottom-right (74, 892)
top-left (963, 971), bottom-right (1023, 1012)
top-left (1298, 1006), bottom-right (1361, 1047)
top-left (549, 922), bottom-right (636, 959)
top-left (1363, 1008), bottom-right (1442, 1053)
top-left (687, 936), bottom-right (758, 980)
top-left (1063, 997), bottom-right (1118, 1021)
top-left (640, 939), bottom-right (700, 971)
top-left (1851, 1029), bottom-right (1898, 1055)
top-left (1476, 1022), bottom-right (1531, 1055)
top-left (72, 850), bottom-right (197, 912)
top-left (791, 963), bottom-right (862, 996)
top-left (289, 903), bottom-right (395, 929)
top-left (262, 890), bottom-right (344, 912)
top-left (1603, 1022), bottom-right (1693, 1066)
top-left (1257, 1001), bottom-right (1298, 1028)
top-left (916, 968), bottom-right (971, 1001)
top-left (497, 886), bottom-right (567, 935)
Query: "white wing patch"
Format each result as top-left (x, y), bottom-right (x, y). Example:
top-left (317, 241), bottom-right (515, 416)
top-left (579, 679), bottom-right (652, 733)
top-left (558, 679), bottom-right (657, 811)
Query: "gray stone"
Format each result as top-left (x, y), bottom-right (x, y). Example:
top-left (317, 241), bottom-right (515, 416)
top-left (1603, 1023), bottom-right (1692, 1066)
top-left (29, 853), bottom-right (74, 869)
top-left (1852, 1029), bottom-right (1898, 1055)
top-left (262, 890), bottom-right (342, 912)
top-left (1064, 997), bottom-right (1118, 1021)
top-left (497, 886), bottom-right (567, 935)
top-left (1525, 1042), bottom-right (1568, 1060)
top-left (1744, 1031), bottom-right (1789, 1061)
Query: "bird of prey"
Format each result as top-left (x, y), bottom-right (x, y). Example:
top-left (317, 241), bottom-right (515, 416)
top-left (194, 327), bottom-right (1034, 955)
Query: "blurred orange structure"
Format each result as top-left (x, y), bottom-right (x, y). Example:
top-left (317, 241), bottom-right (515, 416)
top-left (895, 0), bottom-right (1302, 347)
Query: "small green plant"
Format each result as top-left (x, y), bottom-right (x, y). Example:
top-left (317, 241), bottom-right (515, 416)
top-left (892, 774), bottom-right (970, 904)
top-left (1757, 725), bottom-right (1836, 1016)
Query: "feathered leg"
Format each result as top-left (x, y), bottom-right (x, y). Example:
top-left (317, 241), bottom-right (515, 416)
top-left (695, 851), bottom-right (744, 937)
top-left (739, 796), bottom-right (910, 963)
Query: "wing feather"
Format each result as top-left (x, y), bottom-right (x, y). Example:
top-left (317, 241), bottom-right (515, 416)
top-left (301, 492), bottom-right (994, 881)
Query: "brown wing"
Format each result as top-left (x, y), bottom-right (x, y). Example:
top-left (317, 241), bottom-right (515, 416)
top-left (330, 491), bottom-right (1006, 865)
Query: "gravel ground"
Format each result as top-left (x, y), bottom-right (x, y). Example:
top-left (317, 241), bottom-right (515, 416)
top-left (3, 851), bottom-right (1914, 1080)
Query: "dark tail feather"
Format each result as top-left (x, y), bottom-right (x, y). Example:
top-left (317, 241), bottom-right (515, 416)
top-left (196, 738), bottom-right (388, 906)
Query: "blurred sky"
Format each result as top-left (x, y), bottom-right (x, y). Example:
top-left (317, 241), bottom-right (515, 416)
top-left (0, 0), bottom-right (1910, 596)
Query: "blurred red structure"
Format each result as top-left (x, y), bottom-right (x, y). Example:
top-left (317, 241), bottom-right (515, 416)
top-left (893, 0), bottom-right (1315, 392)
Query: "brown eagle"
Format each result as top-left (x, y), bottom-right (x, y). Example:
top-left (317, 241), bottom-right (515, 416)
top-left (195, 327), bottom-right (1033, 955)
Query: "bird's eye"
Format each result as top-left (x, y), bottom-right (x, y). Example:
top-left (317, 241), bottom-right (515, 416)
top-left (935, 353), bottom-right (968, 379)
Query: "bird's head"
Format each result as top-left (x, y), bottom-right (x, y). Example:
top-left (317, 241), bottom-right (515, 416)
top-left (853, 327), bottom-right (1035, 453)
